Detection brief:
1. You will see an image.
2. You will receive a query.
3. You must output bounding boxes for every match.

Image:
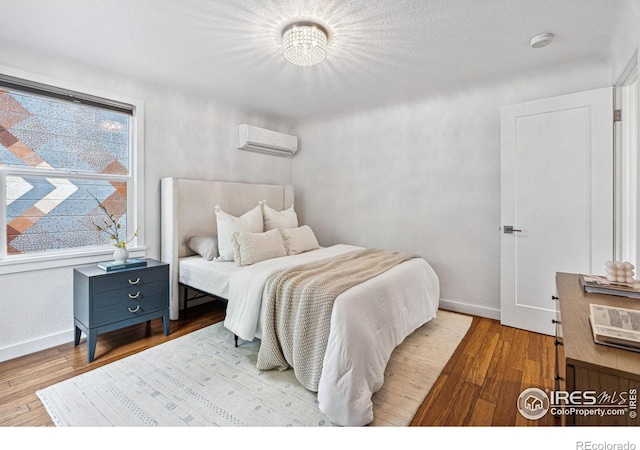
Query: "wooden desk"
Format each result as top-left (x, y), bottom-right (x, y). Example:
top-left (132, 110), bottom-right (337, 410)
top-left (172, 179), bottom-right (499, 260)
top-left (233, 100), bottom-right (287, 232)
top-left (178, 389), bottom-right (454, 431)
top-left (555, 272), bottom-right (640, 426)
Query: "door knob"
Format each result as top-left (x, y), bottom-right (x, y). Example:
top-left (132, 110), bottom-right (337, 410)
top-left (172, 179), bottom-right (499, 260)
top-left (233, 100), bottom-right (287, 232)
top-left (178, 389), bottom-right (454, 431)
top-left (503, 225), bottom-right (522, 234)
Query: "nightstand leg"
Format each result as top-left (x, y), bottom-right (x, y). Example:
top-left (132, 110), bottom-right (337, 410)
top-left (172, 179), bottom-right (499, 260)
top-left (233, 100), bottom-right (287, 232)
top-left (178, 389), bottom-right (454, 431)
top-left (162, 310), bottom-right (170, 336)
top-left (74, 326), bottom-right (82, 346)
top-left (87, 330), bottom-right (98, 362)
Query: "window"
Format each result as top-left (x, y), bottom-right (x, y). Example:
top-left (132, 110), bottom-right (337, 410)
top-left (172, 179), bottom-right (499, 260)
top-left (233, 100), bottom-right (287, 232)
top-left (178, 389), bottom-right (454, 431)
top-left (0, 72), bottom-right (143, 271)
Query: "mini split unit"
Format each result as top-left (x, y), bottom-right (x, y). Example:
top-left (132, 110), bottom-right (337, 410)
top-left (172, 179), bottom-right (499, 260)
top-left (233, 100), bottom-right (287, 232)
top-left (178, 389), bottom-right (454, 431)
top-left (237, 124), bottom-right (298, 157)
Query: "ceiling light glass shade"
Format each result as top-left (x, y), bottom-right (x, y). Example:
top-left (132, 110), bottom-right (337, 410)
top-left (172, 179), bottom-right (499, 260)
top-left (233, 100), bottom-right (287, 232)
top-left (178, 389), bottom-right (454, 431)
top-left (282, 22), bottom-right (328, 67)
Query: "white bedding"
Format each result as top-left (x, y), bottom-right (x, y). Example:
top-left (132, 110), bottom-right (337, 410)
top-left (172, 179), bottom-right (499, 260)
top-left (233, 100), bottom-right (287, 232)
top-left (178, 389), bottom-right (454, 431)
top-left (224, 244), bottom-right (440, 426)
top-left (178, 256), bottom-right (240, 299)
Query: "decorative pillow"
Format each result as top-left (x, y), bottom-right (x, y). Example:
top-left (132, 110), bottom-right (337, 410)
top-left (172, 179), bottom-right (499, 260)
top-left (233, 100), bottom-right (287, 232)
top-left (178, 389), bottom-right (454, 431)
top-left (280, 225), bottom-right (320, 255)
top-left (231, 229), bottom-right (287, 266)
top-left (215, 204), bottom-right (264, 261)
top-left (261, 201), bottom-right (298, 230)
top-left (187, 235), bottom-right (218, 261)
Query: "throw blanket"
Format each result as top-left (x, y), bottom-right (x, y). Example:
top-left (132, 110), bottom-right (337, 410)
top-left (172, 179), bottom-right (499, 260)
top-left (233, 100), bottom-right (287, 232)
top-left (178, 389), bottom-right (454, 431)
top-left (256, 248), bottom-right (419, 391)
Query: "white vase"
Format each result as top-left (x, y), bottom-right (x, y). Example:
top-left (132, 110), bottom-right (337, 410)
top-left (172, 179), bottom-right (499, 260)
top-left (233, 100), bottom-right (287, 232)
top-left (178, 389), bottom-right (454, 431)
top-left (114, 247), bottom-right (129, 264)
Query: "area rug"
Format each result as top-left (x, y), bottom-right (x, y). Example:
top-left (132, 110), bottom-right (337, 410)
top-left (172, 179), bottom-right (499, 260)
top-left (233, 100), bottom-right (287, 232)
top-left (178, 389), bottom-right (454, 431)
top-left (36, 310), bottom-right (471, 427)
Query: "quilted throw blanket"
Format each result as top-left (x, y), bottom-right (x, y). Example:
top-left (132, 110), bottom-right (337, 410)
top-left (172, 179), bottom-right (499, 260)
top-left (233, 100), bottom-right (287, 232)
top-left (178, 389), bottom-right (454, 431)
top-left (256, 248), bottom-right (419, 392)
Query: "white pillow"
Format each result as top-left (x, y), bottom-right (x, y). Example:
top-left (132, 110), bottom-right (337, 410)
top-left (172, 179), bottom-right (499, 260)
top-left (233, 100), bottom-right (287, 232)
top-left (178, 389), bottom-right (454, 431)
top-left (187, 235), bottom-right (218, 261)
top-left (280, 225), bottom-right (320, 255)
top-left (215, 204), bottom-right (263, 261)
top-left (261, 201), bottom-right (298, 230)
top-left (231, 229), bottom-right (287, 266)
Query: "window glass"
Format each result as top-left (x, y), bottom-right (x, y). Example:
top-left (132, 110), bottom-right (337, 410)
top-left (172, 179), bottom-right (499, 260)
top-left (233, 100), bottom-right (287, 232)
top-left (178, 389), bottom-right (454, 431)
top-left (6, 176), bottom-right (127, 254)
top-left (0, 84), bottom-right (134, 257)
top-left (0, 89), bottom-right (129, 173)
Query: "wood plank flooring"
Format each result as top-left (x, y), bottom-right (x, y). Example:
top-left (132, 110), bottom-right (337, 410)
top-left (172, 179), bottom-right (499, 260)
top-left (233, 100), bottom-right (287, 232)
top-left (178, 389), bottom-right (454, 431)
top-left (411, 314), bottom-right (559, 426)
top-left (0, 302), bottom-right (559, 427)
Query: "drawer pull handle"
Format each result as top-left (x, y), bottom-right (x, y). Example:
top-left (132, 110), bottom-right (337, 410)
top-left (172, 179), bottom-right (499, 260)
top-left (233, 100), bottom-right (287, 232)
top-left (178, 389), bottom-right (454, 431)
top-left (128, 305), bottom-right (141, 313)
top-left (552, 319), bottom-right (561, 324)
top-left (128, 292), bottom-right (141, 299)
top-left (554, 374), bottom-right (564, 381)
top-left (128, 278), bottom-right (141, 285)
top-left (551, 295), bottom-right (559, 300)
top-left (554, 339), bottom-right (563, 346)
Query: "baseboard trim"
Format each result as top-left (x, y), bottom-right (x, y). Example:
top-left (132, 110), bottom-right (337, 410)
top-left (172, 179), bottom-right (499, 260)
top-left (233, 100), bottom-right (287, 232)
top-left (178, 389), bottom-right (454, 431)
top-left (439, 298), bottom-right (500, 321)
top-left (0, 329), bottom-right (74, 363)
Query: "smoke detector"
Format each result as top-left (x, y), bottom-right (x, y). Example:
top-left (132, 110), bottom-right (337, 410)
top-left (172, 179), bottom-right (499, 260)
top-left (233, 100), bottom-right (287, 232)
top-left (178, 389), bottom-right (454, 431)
top-left (530, 33), bottom-right (554, 49)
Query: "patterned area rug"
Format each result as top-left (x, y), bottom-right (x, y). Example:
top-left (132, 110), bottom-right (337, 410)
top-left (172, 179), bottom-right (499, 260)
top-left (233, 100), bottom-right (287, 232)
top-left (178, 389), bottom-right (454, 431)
top-left (36, 310), bottom-right (471, 427)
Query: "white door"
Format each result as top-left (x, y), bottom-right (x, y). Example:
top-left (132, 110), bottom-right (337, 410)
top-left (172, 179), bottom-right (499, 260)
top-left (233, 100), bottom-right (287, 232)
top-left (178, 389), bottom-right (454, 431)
top-left (500, 87), bottom-right (613, 335)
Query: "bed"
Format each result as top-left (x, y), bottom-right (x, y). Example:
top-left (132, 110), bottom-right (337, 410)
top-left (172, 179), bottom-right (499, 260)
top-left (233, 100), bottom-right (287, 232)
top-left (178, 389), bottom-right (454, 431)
top-left (160, 177), bottom-right (440, 426)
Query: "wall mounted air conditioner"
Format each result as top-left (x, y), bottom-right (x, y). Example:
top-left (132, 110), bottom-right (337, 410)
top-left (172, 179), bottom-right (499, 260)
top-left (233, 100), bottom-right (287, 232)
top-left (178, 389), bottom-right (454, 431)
top-left (237, 124), bottom-right (298, 157)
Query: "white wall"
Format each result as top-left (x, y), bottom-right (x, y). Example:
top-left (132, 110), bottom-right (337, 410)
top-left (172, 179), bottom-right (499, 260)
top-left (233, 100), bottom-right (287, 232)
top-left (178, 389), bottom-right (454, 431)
top-left (0, 49), bottom-right (294, 361)
top-left (293, 64), bottom-right (617, 319)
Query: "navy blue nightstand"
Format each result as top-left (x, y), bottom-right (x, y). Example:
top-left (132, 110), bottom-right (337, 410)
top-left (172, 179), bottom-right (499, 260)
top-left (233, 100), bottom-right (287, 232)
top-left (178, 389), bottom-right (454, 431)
top-left (73, 258), bottom-right (170, 362)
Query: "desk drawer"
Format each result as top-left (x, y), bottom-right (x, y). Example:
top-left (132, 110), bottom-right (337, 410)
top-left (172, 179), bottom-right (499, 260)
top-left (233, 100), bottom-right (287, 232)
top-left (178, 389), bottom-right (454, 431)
top-left (93, 294), bottom-right (168, 327)
top-left (92, 267), bottom-right (167, 293)
top-left (92, 280), bottom-right (168, 308)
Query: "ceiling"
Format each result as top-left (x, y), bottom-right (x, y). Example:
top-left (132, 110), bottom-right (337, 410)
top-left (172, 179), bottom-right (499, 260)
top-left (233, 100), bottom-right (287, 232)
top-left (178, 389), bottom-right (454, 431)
top-left (0, 0), bottom-right (636, 120)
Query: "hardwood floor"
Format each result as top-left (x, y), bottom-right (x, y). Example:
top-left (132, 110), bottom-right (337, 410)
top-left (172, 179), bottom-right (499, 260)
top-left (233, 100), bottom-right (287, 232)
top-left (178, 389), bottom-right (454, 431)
top-left (411, 314), bottom-right (560, 426)
top-left (0, 301), bottom-right (559, 427)
top-left (0, 301), bottom-right (226, 427)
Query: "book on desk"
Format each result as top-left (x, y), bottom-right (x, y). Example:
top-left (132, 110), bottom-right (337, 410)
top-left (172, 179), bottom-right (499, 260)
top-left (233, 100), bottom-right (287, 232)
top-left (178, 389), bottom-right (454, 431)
top-left (579, 274), bottom-right (640, 299)
top-left (588, 303), bottom-right (640, 353)
top-left (98, 258), bottom-right (147, 272)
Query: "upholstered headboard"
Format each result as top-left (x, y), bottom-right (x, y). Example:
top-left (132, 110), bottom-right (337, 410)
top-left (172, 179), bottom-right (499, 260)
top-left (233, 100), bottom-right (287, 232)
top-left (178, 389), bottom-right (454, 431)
top-left (160, 177), bottom-right (294, 320)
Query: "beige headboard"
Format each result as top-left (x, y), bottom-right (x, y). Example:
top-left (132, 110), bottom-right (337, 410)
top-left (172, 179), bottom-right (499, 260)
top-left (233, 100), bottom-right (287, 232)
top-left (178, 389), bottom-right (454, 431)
top-left (161, 177), bottom-right (294, 320)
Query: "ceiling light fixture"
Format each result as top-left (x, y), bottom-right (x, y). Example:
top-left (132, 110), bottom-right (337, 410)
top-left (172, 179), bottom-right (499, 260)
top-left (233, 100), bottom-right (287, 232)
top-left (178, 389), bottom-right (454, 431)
top-left (282, 22), bottom-right (328, 67)
top-left (530, 33), bottom-right (554, 49)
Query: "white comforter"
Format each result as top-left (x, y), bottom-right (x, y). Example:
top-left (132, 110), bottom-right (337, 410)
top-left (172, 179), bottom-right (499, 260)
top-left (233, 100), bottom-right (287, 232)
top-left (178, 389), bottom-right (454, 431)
top-left (223, 244), bottom-right (440, 426)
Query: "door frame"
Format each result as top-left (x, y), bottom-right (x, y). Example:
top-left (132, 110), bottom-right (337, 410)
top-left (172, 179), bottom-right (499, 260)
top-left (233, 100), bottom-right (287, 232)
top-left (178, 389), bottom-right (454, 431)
top-left (614, 50), bottom-right (638, 266)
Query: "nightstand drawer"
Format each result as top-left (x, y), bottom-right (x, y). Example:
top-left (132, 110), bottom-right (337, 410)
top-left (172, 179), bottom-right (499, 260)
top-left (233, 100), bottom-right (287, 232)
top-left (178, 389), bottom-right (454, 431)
top-left (93, 295), bottom-right (168, 327)
top-left (92, 280), bottom-right (168, 309)
top-left (92, 267), bottom-right (167, 293)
